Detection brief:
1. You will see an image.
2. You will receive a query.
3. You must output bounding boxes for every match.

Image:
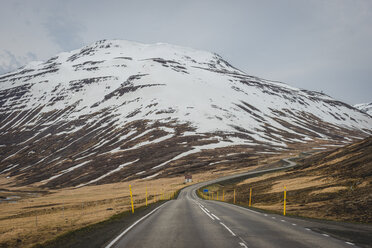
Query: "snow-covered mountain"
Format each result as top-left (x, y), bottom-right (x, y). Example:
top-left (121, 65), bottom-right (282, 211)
top-left (1, 40), bottom-right (371, 188)
top-left (354, 102), bottom-right (372, 116)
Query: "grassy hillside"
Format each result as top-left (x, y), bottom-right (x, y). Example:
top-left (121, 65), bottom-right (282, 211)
top-left (204, 136), bottom-right (372, 223)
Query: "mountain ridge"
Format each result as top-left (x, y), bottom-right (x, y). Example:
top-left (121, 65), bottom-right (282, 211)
top-left (354, 102), bottom-right (372, 116)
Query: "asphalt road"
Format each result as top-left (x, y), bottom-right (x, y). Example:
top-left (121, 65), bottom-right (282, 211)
top-left (106, 163), bottom-right (358, 248)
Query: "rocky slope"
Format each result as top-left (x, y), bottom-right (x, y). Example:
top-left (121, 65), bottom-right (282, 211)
top-left (0, 40), bottom-right (371, 188)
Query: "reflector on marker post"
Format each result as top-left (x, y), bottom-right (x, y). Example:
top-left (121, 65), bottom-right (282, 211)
top-left (129, 185), bottom-right (134, 213)
top-left (249, 187), bottom-right (252, 207)
top-left (284, 186), bottom-right (287, 216)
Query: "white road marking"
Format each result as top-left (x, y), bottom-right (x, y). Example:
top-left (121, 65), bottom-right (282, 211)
top-left (199, 206), bottom-right (215, 220)
top-left (281, 220), bottom-right (286, 222)
top-left (322, 234), bottom-right (330, 237)
top-left (232, 204), bottom-right (262, 215)
top-left (220, 222), bottom-right (236, 236)
top-left (204, 208), bottom-right (210, 213)
top-left (345, 242), bottom-right (354, 246)
top-left (239, 242), bottom-right (248, 248)
top-left (211, 213), bottom-right (221, 220)
top-left (105, 202), bottom-right (167, 248)
top-left (292, 223), bottom-right (297, 226)
top-left (305, 228), bottom-right (311, 231)
top-left (264, 214), bottom-right (268, 216)
top-left (272, 217), bottom-right (276, 219)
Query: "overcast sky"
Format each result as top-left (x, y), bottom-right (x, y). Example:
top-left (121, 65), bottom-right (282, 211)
top-left (1, 0), bottom-right (371, 104)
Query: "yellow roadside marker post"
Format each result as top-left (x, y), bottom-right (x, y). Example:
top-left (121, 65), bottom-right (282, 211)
top-left (129, 185), bottom-right (134, 213)
top-left (249, 187), bottom-right (252, 207)
top-left (146, 187), bottom-right (148, 207)
top-left (234, 189), bottom-right (236, 204)
top-left (217, 191), bottom-right (219, 201)
top-left (223, 190), bottom-right (224, 201)
top-left (284, 186), bottom-right (287, 216)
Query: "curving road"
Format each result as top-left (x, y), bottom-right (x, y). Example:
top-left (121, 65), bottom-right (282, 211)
top-left (105, 164), bottom-right (357, 248)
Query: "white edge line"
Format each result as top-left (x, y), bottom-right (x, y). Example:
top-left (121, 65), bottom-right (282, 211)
top-left (220, 222), bottom-right (236, 236)
top-left (345, 242), bottom-right (354, 246)
top-left (105, 202), bottom-right (167, 248)
top-left (211, 213), bottom-right (221, 220)
top-left (322, 234), bottom-right (330, 237)
top-left (239, 242), bottom-right (248, 248)
top-left (230, 203), bottom-right (261, 215)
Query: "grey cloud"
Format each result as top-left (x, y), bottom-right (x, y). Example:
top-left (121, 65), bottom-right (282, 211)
top-left (0, 50), bottom-right (29, 74)
top-left (1, 0), bottom-right (372, 104)
top-left (44, 15), bottom-right (85, 51)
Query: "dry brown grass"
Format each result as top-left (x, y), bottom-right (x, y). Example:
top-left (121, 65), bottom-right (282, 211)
top-left (237, 171), bottom-right (286, 186)
top-left (0, 163), bottom-right (265, 248)
top-left (310, 186), bottom-right (348, 195)
top-left (268, 176), bottom-right (326, 193)
top-left (0, 176), bottom-right (186, 248)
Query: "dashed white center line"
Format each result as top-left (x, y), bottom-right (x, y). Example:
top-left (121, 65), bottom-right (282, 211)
top-left (264, 214), bottom-right (268, 216)
top-left (345, 241), bottom-right (354, 246)
top-left (220, 222), bottom-right (236, 236)
top-left (204, 208), bottom-right (210, 213)
top-left (271, 217), bottom-right (276, 219)
top-left (199, 206), bottom-right (215, 220)
top-left (211, 213), bottom-right (221, 220)
top-left (239, 242), bottom-right (248, 248)
top-left (291, 223), bottom-right (297, 226)
top-left (322, 234), bottom-right (330, 237)
top-left (281, 220), bottom-right (286, 222)
top-left (305, 228), bottom-right (311, 231)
